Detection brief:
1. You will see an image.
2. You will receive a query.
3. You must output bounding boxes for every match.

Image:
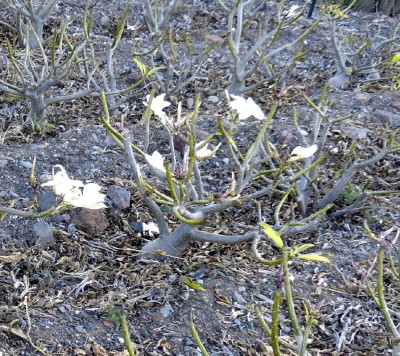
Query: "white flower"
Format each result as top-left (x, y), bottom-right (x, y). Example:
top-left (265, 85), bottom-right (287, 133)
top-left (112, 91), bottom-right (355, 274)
top-left (288, 144), bottom-right (318, 162)
top-left (145, 151), bottom-right (165, 172)
top-left (41, 165), bottom-right (83, 196)
top-left (144, 93), bottom-right (171, 120)
top-left (285, 5), bottom-right (301, 17)
top-left (230, 95), bottom-right (264, 120)
top-left (64, 183), bottom-right (107, 209)
top-left (41, 165), bottom-right (106, 209)
top-left (195, 140), bottom-right (221, 160)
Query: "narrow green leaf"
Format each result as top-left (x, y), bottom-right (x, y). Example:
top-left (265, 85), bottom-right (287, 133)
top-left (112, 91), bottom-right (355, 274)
top-left (133, 57), bottom-right (148, 76)
top-left (259, 222), bottom-right (283, 249)
top-left (181, 276), bottom-right (205, 291)
top-left (364, 220), bottom-right (379, 242)
top-left (293, 244), bottom-right (315, 255)
top-left (112, 8), bottom-right (128, 50)
top-left (297, 254), bottom-right (331, 263)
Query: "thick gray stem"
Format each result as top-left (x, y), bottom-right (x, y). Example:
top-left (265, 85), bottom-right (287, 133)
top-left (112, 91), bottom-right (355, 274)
top-left (141, 223), bottom-right (195, 256)
top-left (28, 93), bottom-right (47, 127)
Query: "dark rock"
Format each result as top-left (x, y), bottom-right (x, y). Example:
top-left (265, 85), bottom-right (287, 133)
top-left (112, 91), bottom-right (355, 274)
top-left (130, 221), bottom-right (144, 235)
top-left (37, 191), bottom-right (57, 212)
top-left (71, 208), bottom-right (108, 235)
top-left (107, 185), bottom-right (131, 209)
top-left (374, 109), bottom-right (400, 128)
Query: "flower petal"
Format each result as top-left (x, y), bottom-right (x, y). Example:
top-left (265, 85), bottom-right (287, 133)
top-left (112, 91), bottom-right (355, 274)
top-left (230, 95), bottom-right (264, 120)
top-left (289, 144), bottom-right (318, 161)
top-left (145, 151), bottom-right (165, 172)
top-left (144, 93), bottom-right (171, 119)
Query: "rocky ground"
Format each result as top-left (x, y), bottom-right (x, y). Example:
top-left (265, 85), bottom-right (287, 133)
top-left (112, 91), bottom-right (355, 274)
top-left (1, 1), bottom-right (400, 355)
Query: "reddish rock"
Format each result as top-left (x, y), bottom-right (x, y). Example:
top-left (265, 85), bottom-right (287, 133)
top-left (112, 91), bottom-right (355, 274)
top-left (71, 208), bottom-right (108, 235)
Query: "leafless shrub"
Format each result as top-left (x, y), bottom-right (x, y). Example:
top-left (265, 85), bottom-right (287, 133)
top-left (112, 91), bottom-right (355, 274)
top-left (0, 0), bottom-right (58, 49)
top-left (328, 9), bottom-right (400, 88)
top-left (218, 0), bottom-right (322, 94)
top-left (0, 20), bottom-right (92, 129)
top-left (101, 88), bottom-right (400, 257)
top-left (136, 0), bottom-right (217, 96)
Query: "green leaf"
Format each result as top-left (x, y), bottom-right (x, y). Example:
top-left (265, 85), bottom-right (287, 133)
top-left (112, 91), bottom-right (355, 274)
top-left (147, 66), bottom-right (166, 77)
top-left (292, 244), bottom-right (315, 255)
top-left (112, 8), bottom-right (128, 50)
top-left (181, 276), bottom-right (205, 291)
top-left (297, 254), bottom-right (331, 263)
top-left (391, 53), bottom-right (400, 64)
top-left (344, 66), bottom-right (353, 74)
top-left (363, 220), bottom-right (379, 242)
top-left (133, 57), bottom-right (148, 76)
top-left (259, 222), bottom-right (283, 249)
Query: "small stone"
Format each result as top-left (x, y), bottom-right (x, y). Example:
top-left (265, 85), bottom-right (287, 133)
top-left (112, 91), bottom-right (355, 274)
top-left (189, 269), bottom-right (206, 278)
top-left (18, 160), bottom-right (33, 169)
top-left (160, 304), bottom-right (173, 318)
top-left (75, 325), bottom-right (83, 333)
top-left (366, 71), bottom-right (380, 80)
top-left (33, 221), bottom-right (56, 248)
top-left (327, 72), bottom-right (349, 89)
top-left (107, 185), bottom-right (131, 209)
top-left (37, 191), bottom-right (57, 212)
top-left (21, 198), bottom-right (31, 208)
top-left (139, 327), bottom-right (149, 338)
top-left (355, 93), bottom-right (371, 103)
top-left (232, 291), bottom-right (246, 304)
top-left (207, 95), bottom-right (219, 103)
top-left (187, 98), bottom-right (194, 109)
top-left (130, 221), bottom-right (144, 235)
top-left (71, 208), bottom-right (108, 235)
top-left (374, 110), bottom-right (400, 129)
top-left (39, 174), bottom-right (53, 184)
top-left (100, 14), bottom-right (110, 26)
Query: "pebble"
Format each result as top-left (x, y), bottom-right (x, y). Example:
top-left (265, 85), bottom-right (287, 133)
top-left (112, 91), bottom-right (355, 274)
top-left (139, 327), bottom-right (149, 338)
top-left (37, 191), bottom-right (57, 212)
top-left (18, 160), bottom-right (33, 169)
top-left (207, 95), bottom-right (219, 103)
top-left (355, 92), bottom-right (371, 103)
top-left (160, 304), bottom-right (173, 318)
top-left (187, 98), bottom-right (194, 109)
top-left (327, 72), bottom-right (349, 89)
top-left (107, 185), bottom-right (131, 209)
top-left (374, 109), bottom-right (400, 128)
top-left (232, 291), bottom-right (246, 304)
top-left (32, 221), bottom-right (56, 248)
top-left (100, 14), bottom-right (110, 26)
top-left (75, 325), bottom-right (83, 333)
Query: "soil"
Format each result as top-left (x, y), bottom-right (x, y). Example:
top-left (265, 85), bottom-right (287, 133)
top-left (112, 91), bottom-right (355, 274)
top-left (1, 1), bottom-right (400, 355)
